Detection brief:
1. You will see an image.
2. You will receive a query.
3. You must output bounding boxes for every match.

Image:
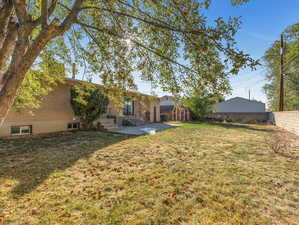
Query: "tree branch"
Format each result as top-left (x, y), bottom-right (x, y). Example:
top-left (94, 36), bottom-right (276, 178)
top-left (77, 21), bottom-right (198, 74)
top-left (0, 20), bottom-right (18, 77)
top-left (80, 6), bottom-right (204, 35)
top-left (60, 2), bottom-right (204, 35)
top-left (48, 0), bottom-right (58, 17)
top-left (12, 0), bottom-right (30, 25)
top-left (41, 0), bottom-right (48, 28)
top-left (0, 1), bottom-right (13, 47)
top-left (116, 0), bottom-right (178, 30)
top-left (33, 0), bottom-right (58, 26)
top-left (59, 0), bottom-right (83, 33)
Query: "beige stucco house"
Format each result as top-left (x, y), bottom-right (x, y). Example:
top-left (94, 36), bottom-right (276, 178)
top-left (0, 79), bottom-right (160, 137)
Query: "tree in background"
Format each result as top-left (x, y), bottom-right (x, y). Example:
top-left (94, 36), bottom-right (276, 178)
top-left (70, 83), bottom-right (109, 129)
top-left (0, 0), bottom-right (258, 126)
top-left (183, 92), bottom-right (223, 120)
top-left (263, 23), bottom-right (299, 111)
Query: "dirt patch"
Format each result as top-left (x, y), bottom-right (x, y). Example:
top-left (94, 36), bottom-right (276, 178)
top-left (265, 128), bottom-right (299, 159)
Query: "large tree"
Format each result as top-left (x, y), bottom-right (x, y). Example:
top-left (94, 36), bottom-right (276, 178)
top-left (0, 0), bottom-right (258, 126)
top-left (263, 23), bottom-right (299, 111)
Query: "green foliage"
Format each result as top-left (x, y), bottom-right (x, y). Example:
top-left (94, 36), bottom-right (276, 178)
top-left (25, 0), bottom-right (257, 97)
top-left (70, 83), bottom-right (109, 128)
top-left (160, 114), bottom-right (169, 122)
top-left (14, 53), bottom-right (65, 110)
top-left (83, 0), bottom-right (258, 95)
top-left (263, 23), bottom-right (299, 111)
top-left (9, 0), bottom-right (258, 110)
top-left (231, 0), bottom-right (251, 6)
top-left (184, 93), bottom-right (222, 120)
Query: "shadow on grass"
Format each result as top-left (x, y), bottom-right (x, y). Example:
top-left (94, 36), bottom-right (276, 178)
top-left (0, 131), bottom-right (133, 197)
top-left (183, 121), bottom-right (272, 132)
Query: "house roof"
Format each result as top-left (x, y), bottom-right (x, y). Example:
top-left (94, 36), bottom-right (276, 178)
top-left (65, 78), bottom-right (159, 100)
top-left (160, 105), bottom-right (174, 113)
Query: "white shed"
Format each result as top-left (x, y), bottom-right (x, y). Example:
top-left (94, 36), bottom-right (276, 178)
top-left (214, 97), bottom-right (266, 113)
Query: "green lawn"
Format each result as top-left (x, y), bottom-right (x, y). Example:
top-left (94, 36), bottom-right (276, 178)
top-left (0, 123), bottom-right (298, 225)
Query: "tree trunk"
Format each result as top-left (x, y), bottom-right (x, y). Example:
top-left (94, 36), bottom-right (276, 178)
top-left (0, 21), bottom-right (18, 78)
top-left (0, 2), bottom-right (13, 48)
top-left (0, 28), bottom-right (59, 127)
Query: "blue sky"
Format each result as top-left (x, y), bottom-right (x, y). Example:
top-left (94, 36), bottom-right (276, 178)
top-left (136, 0), bottom-right (299, 104)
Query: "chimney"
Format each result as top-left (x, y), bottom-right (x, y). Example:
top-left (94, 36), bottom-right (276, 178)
top-left (72, 63), bottom-right (76, 79)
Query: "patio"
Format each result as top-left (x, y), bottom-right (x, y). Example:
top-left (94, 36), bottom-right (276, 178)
top-left (115, 123), bottom-right (178, 135)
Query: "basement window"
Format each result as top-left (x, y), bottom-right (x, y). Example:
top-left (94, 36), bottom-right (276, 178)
top-left (11, 125), bottom-right (32, 136)
top-left (68, 122), bottom-right (80, 130)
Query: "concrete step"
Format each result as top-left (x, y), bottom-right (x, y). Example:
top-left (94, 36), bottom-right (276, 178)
top-left (99, 118), bottom-right (115, 123)
top-left (102, 123), bottom-right (117, 128)
top-left (98, 118), bottom-right (118, 130)
top-left (106, 127), bottom-right (120, 131)
top-left (101, 122), bottom-right (115, 126)
top-left (124, 118), bottom-right (147, 126)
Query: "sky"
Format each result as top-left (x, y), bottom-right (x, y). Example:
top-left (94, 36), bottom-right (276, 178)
top-left (135, 0), bottom-right (299, 104)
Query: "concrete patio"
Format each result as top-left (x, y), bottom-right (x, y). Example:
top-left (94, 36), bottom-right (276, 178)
top-left (115, 123), bottom-right (178, 135)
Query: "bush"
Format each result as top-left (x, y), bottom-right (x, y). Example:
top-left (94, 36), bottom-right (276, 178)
top-left (70, 83), bottom-right (109, 129)
top-left (161, 114), bottom-right (169, 122)
top-left (184, 94), bottom-right (222, 121)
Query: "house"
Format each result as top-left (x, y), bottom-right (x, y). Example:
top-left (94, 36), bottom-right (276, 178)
top-left (0, 79), bottom-right (160, 137)
top-left (160, 96), bottom-right (190, 121)
top-left (214, 97), bottom-right (266, 113)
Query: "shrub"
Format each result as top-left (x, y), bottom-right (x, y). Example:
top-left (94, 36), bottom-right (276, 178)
top-left (70, 83), bottom-right (109, 130)
top-left (161, 114), bottom-right (169, 122)
top-left (183, 93), bottom-right (222, 121)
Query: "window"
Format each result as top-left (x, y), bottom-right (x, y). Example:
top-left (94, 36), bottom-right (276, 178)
top-left (68, 122), bottom-right (80, 130)
top-left (107, 107), bottom-right (112, 115)
top-left (11, 125), bottom-right (32, 136)
top-left (123, 99), bottom-right (134, 116)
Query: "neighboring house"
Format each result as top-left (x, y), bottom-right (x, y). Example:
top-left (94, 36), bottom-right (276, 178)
top-left (0, 79), bottom-right (160, 137)
top-left (160, 95), bottom-right (176, 106)
top-left (214, 97), bottom-right (266, 113)
top-left (160, 96), bottom-right (190, 121)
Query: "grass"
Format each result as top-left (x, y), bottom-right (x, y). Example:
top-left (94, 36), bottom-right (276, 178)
top-left (0, 123), bottom-right (298, 225)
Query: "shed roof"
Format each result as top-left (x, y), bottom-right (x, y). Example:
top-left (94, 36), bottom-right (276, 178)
top-left (160, 105), bottom-right (174, 113)
top-left (225, 97), bottom-right (264, 104)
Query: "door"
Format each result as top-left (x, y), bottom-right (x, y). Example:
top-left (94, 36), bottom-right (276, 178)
top-left (154, 106), bottom-right (157, 122)
top-left (145, 111), bottom-right (150, 121)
